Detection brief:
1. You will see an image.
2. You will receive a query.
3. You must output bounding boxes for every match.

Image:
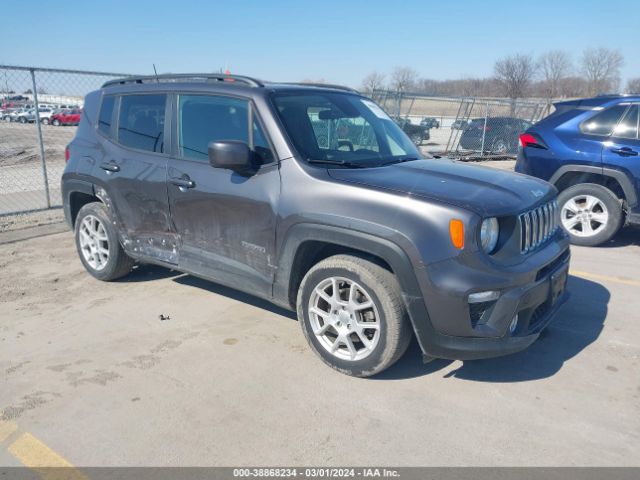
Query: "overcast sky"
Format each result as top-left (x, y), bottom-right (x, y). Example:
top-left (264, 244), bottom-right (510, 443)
top-left (2, 0), bottom-right (638, 88)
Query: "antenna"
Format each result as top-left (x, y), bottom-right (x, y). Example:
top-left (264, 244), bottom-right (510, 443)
top-left (152, 64), bottom-right (159, 83)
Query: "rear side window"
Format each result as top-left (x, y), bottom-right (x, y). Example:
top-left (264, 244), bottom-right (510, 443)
top-left (580, 105), bottom-right (628, 136)
top-left (98, 96), bottom-right (115, 136)
top-left (118, 94), bottom-right (166, 153)
top-left (612, 105), bottom-right (639, 139)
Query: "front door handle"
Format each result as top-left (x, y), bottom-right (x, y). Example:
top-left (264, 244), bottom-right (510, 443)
top-left (611, 147), bottom-right (638, 156)
top-left (169, 176), bottom-right (195, 189)
top-left (99, 162), bottom-right (120, 173)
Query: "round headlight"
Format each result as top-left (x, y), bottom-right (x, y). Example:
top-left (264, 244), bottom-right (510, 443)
top-left (480, 217), bottom-right (499, 254)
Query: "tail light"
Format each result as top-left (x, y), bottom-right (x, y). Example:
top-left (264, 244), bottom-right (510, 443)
top-left (65, 145), bottom-right (70, 162)
top-left (519, 133), bottom-right (547, 149)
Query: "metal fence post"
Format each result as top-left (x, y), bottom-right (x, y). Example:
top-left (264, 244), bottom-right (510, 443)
top-left (480, 101), bottom-right (489, 154)
top-left (30, 68), bottom-right (51, 208)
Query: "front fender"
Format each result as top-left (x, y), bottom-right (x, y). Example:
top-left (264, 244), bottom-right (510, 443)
top-left (273, 222), bottom-right (438, 357)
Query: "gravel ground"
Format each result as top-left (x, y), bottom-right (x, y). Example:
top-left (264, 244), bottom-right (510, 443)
top-left (0, 208), bottom-right (65, 233)
top-left (0, 122), bottom-right (72, 215)
top-left (0, 225), bottom-right (638, 466)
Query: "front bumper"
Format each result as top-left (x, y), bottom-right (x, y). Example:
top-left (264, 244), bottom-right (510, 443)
top-left (411, 235), bottom-right (571, 360)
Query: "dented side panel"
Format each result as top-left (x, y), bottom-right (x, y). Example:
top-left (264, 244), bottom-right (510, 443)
top-left (167, 161), bottom-right (280, 297)
top-left (95, 139), bottom-right (178, 263)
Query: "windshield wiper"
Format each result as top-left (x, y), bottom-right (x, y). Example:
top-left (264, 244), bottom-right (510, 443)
top-left (306, 158), bottom-right (368, 168)
top-left (379, 156), bottom-right (421, 166)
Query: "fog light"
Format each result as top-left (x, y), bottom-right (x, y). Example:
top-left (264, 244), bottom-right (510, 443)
top-left (509, 314), bottom-right (519, 334)
top-left (468, 291), bottom-right (500, 304)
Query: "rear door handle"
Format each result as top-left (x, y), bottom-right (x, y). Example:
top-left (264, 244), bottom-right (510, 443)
top-left (169, 176), bottom-right (195, 189)
top-left (611, 147), bottom-right (638, 156)
top-left (99, 162), bottom-right (120, 173)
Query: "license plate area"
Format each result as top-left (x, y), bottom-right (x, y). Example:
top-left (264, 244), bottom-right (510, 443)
top-left (550, 267), bottom-right (568, 306)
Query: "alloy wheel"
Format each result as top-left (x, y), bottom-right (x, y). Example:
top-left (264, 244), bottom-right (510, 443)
top-left (561, 194), bottom-right (609, 237)
top-left (308, 277), bottom-right (381, 361)
top-left (78, 215), bottom-right (110, 270)
top-left (492, 139), bottom-right (508, 154)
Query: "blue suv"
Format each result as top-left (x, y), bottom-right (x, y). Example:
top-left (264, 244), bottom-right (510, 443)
top-left (516, 95), bottom-right (640, 246)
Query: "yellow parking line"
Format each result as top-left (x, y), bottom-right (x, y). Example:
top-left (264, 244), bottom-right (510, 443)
top-left (571, 270), bottom-right (640, 287)
top-left (8, 432), bottom-right (88, 480)
top-left (0, 420), bottom-right (18, 442)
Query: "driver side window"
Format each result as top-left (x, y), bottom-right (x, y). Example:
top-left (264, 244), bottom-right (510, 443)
top-left (178, 94), bottom-right (275, 165)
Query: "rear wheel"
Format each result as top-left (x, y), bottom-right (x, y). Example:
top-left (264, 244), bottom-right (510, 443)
top-left (490, 138), bottom-right (509, 154)
top-left (558, 183), bottom-right (623, 246)
top-left (409, 132), bottom-right (422, 146)
top-left (74, 202), bottom-right (134, 281)
top-left (297, 255), bottom-right (412, 377)
top-left (41, 118), bottom-right (49, 125)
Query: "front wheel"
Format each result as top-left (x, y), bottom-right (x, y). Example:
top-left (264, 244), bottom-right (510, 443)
top-left (74, 202), bottom-right (135, 281)
top-left (297, 255), bottom-right (412, 377)
top-left (41, 118), bottom-right (49, 125)
top-left (557, 183), bottom-right (623, 246)
top-left (52, 119), bottom-right (60, 126)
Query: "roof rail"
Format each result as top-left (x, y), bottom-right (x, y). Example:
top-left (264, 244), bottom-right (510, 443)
top-left (102, 73), bottom-right (264, 88)
top-left (278, 82), bottom-right (359, 93)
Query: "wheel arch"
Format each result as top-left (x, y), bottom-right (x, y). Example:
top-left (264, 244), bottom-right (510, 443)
top-left (273, 223), bottom-right (437, 356)
top-left (549, 165), bottom-right (637, 208)
top-left (63, 178), bottom-right (101, 228)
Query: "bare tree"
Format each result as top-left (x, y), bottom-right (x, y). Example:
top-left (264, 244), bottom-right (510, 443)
top-left (559, 76), bottom-right (588, 97)
top-left (494, 53), bottom-right (537, 99)
top-left (361, 71), bottom-right (386, 94)
top-left (416, 78), bottom-right (441, 95)
top-left (581, 47), bottom-right (624, 95)
top-left (390, 67), bottom-right (418, 93)
top-left (538, 50), bottom-right (572, 99)
top-left (626, 77), bottom-right (640, 94)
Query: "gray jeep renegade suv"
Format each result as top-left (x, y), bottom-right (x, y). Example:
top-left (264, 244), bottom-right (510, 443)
top-left (62, 73), bottom-right (571, 377)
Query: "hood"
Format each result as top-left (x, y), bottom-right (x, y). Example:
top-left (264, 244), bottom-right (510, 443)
top-left (327, 158), bottom-right (555, 217)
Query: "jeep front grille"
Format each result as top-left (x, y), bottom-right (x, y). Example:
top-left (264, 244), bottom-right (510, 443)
top-left (519, 200), bottom-right (559, 253)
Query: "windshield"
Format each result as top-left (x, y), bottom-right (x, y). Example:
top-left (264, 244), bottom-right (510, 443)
top-left (272, 92), bottom-right (424, 167)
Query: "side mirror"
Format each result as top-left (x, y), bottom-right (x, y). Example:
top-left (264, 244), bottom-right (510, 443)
top-left (208, 141), bottom-right (255, 174)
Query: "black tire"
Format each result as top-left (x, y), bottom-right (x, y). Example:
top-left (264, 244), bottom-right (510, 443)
top-left (297, 254), bottom-right (412, 377)
top-left (19, 117), bottom-right (26, 124)
top-left (41, 117), bottom-right (49, 125)
top-left (74, 202), bottom-right (134, 281)
top-left (490, 138), bottom-right (509, 155)
top-left (409, 133), bottom-right (422, 146)
top-left (52, 119), bottom-right (60, 126)
top-left (557, 183), bottom-right (623, 246)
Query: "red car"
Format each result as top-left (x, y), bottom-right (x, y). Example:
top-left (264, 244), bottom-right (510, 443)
top-left (51, 108), bottom-right (82, 126)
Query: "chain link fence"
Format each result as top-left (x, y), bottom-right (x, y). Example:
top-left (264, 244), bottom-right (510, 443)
top-left (1, 69), bottom-right (555, 216)
top-left (371, 90), bottom-right (552, 160)
top-left (0, 65), bottom-right (132, 215)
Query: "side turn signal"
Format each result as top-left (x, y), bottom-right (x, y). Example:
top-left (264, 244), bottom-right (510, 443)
top-left (449, 219), bottom-right (465, 249)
